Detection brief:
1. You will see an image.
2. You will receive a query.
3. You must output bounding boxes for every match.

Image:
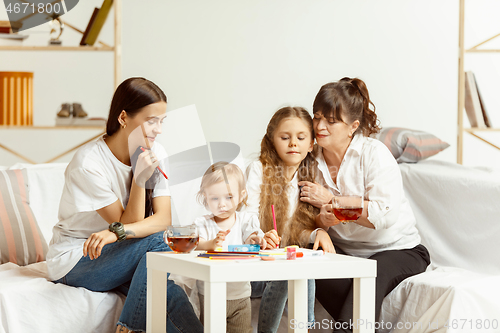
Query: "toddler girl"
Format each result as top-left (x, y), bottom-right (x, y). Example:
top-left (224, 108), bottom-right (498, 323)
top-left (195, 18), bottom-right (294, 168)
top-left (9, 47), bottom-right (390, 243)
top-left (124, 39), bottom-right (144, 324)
top-left (194, 161), bottom-right (265, 333)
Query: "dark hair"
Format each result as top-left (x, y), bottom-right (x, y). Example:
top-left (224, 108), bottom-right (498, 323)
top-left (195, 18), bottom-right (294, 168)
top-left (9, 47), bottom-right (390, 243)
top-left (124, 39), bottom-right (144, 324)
top-left (313, 77), bottom-right (380, 137)
top-left (107, 77), bottom-right (167, 218)
top-left (259, 106), bottom-right (319, 247)
top-left (106, 77), bottom-right (167, 136)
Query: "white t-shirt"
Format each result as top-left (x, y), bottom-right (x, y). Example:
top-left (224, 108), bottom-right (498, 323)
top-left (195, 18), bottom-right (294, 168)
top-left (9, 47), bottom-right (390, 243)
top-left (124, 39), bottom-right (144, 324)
top-left (316, 134), bottom-right (421, 258)
top-left (46, 136), bottom-right (170, 281)
top-left (194, 211), bottom-right (263, 300)
top-left (245, 160), bottom-right (320, 244)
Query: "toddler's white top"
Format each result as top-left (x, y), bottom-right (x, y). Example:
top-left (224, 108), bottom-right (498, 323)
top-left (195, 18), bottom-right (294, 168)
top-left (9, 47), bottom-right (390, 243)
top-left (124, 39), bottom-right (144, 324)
top-left (194, 211), bottom-right (264, 300)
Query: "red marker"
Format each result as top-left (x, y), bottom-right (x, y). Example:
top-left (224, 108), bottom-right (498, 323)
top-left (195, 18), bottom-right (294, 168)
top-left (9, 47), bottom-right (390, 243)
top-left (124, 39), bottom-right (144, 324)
top-left (271, 204), bottom-right (277, 231)
top-left (140, 147), bottom-right (168, 180)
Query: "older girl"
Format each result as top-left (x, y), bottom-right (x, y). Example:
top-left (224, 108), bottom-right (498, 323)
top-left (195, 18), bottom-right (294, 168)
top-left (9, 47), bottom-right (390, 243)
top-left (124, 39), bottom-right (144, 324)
top-left (299, 77), bottom-right (430, 333)
top-left (47, 77), bottom-right (203, 333)
top-left (246, 106), bottom-right (334, 333)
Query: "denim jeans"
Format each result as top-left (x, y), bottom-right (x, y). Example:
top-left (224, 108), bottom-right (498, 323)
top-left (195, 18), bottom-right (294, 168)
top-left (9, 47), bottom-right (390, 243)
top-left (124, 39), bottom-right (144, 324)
top-left (251, 279), bottom-right (315, 333)
top-left (53, 232), bottom-right (203, 333)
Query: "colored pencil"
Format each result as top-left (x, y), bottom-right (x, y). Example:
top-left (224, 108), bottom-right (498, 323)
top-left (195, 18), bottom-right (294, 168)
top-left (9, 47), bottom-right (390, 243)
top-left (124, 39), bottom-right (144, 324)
top-left (271, 204), bottom-right (277, 231)
top-left (140, 147), bottom-right (168, 180)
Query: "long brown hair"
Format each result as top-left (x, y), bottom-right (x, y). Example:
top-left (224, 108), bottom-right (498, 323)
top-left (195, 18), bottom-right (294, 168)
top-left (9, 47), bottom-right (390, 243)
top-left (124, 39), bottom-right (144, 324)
top-left (107, 77), bottom-right (167, 218)
top-left (259, 106), bottom-right (319, 247)
top-left (313, 77), bottom-right (380, 137)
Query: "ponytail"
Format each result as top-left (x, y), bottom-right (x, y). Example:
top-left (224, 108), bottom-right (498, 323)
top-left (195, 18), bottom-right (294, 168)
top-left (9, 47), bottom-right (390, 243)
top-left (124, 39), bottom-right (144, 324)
top-left (345, 78), bottom-right (380, 137)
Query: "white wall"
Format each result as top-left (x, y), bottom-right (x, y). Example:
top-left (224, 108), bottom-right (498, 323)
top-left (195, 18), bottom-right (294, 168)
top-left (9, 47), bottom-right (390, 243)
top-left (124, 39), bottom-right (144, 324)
top-left (1, 0), bottom-right (499, 167)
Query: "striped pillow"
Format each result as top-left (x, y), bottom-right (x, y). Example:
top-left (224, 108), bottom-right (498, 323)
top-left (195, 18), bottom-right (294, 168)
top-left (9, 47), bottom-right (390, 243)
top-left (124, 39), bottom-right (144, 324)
top-left (0, 169), bottom-right (48, 265)
top-left (376, 127), bottom-right (450, 163)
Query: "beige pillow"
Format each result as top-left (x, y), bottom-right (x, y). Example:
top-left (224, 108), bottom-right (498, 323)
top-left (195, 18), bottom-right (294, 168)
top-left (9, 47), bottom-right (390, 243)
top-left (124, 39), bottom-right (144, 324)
top-left (0, 169), bottom-right (48, 265)
top-left (375, 127), bottom-right (450, 163)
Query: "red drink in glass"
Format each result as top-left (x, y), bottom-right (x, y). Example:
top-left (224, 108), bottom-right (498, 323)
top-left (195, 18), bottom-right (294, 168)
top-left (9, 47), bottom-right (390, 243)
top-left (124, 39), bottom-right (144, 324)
top-left (332, 196), bottom-right (363, 223)
top-left (167, 236), bottom-right (199, 253)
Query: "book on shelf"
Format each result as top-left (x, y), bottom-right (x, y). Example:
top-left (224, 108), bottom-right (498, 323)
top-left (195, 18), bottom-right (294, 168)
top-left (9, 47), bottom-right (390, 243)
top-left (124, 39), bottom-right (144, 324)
top-left (82, 0), bottom-right (113, 46)
top-left (80, 8), bottom-right (99, 46)
top-left (464, 71), bottom-right (487, 129)
top-left (56, 117), bottom-right (107, 127)
top-left (474, 74), bottom-right (492, 128)
top-left (0, 20), bottom-right (22, 34)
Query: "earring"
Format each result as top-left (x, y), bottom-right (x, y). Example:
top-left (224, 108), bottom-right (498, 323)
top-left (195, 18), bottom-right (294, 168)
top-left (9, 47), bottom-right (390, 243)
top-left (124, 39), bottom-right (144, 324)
top-left (121, 123), bottom-right (126, 129)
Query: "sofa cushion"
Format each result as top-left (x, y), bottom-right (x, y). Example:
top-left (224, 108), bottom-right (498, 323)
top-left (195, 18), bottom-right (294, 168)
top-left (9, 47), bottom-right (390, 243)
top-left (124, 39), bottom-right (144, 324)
top-left (379, 267), bottom-right (500, 333)
top-left (375, 127), bottom-right (449, 163)
top-left (0, 169), bottom-right (48, 265)
top-left (399, 160), bottom-right (500, 275)
top-left (8, 163), bottom-right (67, 244)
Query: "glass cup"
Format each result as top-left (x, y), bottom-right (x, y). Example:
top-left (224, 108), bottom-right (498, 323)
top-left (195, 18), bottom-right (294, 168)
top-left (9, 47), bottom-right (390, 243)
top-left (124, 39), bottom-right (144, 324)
top-left (164, 224), bottom-right (199, 253)
top-left (331, 195), bottom-right (363, 224)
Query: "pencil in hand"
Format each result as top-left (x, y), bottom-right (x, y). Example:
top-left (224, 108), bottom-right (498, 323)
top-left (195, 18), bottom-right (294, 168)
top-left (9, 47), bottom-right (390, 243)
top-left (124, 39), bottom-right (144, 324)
top-left (271, 204), bottom-right (281, 247)
top-left (140, 147), bottom-right (168, 180)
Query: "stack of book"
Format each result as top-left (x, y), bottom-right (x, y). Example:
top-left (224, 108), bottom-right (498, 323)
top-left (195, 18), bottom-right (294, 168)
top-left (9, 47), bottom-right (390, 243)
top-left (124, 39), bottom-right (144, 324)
top-left (0, 21), bottom-right (28, 45)
top-left (464, 71), bottom-right (492, 128)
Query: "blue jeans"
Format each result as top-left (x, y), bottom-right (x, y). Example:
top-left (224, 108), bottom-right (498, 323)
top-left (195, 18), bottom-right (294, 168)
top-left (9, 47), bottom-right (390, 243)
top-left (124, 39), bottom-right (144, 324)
top-left (54, 232), bottom-right (203, 333)
top-left (251, 279), bottom-right (315, 333)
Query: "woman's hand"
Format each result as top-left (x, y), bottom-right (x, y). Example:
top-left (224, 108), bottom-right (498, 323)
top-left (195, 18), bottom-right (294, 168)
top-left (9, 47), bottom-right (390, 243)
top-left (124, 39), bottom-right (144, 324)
top-left (298, 181), bottom-right (334, 208)
top-left (83, 229), bottom-right (118, 260)
top-left (263, 229), bottom-right (281, 249)
top-left (312, 229), bottom-right (336, 253)
top-left (246, 234), bottom-right (267, 249)
top-left (134, 149), bottom-right (159, 188)
top-left (317, 203), bottom-right (341, 229)
top-left (212, 229), bottom-right (230, 249)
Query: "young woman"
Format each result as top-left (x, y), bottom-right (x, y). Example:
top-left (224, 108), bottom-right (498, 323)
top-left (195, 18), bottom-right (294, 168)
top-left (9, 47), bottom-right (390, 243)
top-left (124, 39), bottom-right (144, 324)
top-left (299, 77), bottom-right (430, 333)
top-left (46, 77), bottom-right (203, 333)
top-left (246, 106), bottom-right (334, 333)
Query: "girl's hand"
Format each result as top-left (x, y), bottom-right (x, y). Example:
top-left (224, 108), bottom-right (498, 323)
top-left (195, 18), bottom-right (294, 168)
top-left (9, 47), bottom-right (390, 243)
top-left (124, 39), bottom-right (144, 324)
top-left (264, 229), bottom-right (281, 249)
top-left (312, 229), bottom-right (336, 253)
top-left (212, 229), bottom-right (230, 249)
top-left (83, 229), bottom-right (118, 260)
top-left (246, 234), bottom-right (267, 249)
top-left (134, 149), bottom-right (159, 188)
top-left (318, 203), bottom-right (341, 229)
top-left (298, 181), bottom-right (334, 208)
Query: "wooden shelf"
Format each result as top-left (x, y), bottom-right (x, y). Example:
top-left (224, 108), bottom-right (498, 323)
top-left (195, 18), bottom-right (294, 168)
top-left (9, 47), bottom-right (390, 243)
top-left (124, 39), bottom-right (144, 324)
top-left (464, 128), bottom-right (500, 133)
top-left (457, 0), bottom-right (500, 163)
top-left (0, 45), bottom-right (114, 51)
top-left (0, 125), bottom-right (105, 129)
top-left (466, 49), bottom-right (500, 53)
top-left (0, 0), bottom-right (121, 164)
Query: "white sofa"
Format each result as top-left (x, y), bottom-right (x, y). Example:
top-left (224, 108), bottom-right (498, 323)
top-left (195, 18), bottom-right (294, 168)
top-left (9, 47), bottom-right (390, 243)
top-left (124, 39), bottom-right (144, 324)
top-left (1, 159), bottom-right (500, 333)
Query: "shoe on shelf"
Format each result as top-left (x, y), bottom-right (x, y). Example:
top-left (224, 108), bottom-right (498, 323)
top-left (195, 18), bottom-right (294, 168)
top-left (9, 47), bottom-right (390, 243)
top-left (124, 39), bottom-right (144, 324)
top-left (57, 103), bottom-right (72, 117)
top-left (73, 103), bottom-right (88, 118)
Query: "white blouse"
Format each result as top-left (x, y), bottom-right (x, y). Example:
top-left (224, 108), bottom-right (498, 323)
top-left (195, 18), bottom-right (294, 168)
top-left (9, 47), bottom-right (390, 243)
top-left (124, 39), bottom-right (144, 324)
top-left (316, 134), bottom-right (421, 258)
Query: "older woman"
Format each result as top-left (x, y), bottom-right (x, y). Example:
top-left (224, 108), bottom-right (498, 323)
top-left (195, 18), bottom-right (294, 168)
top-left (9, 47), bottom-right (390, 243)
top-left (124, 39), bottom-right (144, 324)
top-left (298, 77), bottom-right (430, 333)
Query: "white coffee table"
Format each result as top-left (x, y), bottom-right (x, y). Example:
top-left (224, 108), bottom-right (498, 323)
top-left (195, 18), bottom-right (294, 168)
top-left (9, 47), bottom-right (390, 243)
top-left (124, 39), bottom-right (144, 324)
top-left (146, 251), bottom-right (376, 333)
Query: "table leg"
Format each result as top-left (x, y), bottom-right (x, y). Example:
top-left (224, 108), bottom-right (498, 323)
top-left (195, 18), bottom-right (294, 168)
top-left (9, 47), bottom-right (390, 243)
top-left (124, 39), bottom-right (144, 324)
top-left (288, 279), bottom-right (308, 333)
top-left (146, 268), bottom-right (167, 333)
top-left (352, 277), bottom-right (376, 333)
top-left (204, 281), bottom-right (226, 333)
